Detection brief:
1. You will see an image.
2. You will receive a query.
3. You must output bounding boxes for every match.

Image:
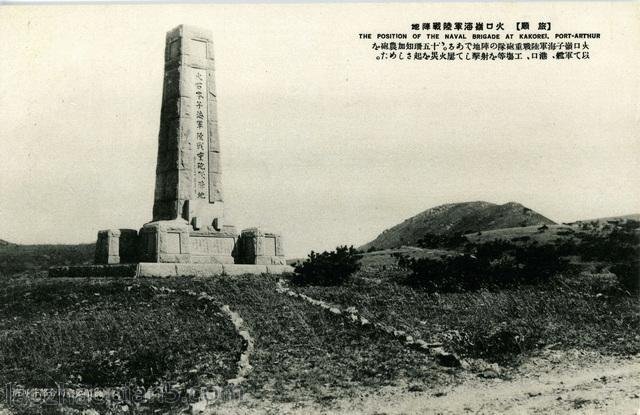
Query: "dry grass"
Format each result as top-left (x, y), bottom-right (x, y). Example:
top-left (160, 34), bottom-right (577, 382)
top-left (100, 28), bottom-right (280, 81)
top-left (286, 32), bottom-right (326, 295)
top-left (0, 276), bottom-right (241, 413)
top-left (161, 276), bottom-right (449, 403)
top-left (292, 270), bottom-right (640, 363)
top-left (0, 274), bottom-right (455, 413)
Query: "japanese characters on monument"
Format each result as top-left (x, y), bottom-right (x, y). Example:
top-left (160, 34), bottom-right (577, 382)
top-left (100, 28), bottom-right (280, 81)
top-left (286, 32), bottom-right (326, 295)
top-left (193, 68), bottom-right (208, 200)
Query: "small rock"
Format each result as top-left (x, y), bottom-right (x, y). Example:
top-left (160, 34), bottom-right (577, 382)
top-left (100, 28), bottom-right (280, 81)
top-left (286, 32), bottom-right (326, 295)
top-left (479, 369), bottom-right (500, 379)
top-left (432, 348), bottom-right (461, 367)
top-left (191, 399), bottom-right (207, 414)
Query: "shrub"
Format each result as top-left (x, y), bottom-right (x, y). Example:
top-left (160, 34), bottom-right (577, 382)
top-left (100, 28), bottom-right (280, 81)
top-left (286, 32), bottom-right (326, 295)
top-left (577, 228), bottom-right (639, 262)
top-left (611, 261), bottom-right (640, 293)
top-left (292, 245), bottom-right (361, 286)
top-left (398, 254), bottom-right (481, 292)
top-left (513, 245), bottom-right (569, 281)
top-left (468, 319), bottom-right (545, 361)
top-left (398, 242), bottom-right (568, 292)
top-left (417, 233), bottom-right (467, 249)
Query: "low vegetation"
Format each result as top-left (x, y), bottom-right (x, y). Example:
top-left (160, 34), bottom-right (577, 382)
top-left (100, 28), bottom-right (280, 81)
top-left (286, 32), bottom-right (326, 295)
top-left (396, 242), bottom-right (569, 292)
top-left (292, 245), bottom-right (361, 286)
top-left (0, 242), bottom-right (94, 276)
top-left (0, 275), bottom-right (448, 413)
top-left (0, 276), bottom-right (242, 413)
top-left (292, 271), bottom-right (640, 364)
top-left (293, 222), bottom-right (640, 363)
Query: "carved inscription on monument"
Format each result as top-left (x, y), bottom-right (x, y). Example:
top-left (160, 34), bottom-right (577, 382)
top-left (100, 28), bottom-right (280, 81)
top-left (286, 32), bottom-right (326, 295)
top-left (193, 68), bottom-right (209, 200)
top-left (191, 236), bottom-right (235, 255)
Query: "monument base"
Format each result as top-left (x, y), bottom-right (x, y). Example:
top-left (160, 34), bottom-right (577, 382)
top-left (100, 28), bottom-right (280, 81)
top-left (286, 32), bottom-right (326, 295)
top-left (95, 221), bottom-right (288, 266)
top-left (49, 263), bottom-right (294, 278)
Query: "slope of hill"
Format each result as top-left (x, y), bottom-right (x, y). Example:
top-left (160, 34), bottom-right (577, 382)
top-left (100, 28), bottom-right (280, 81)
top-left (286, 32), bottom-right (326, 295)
top-left (360, 201), bottom-right (556, 251)
top-left (0, 241), bottom-right (95, 276)
top-left (567, 214), bottom-right (640, 226)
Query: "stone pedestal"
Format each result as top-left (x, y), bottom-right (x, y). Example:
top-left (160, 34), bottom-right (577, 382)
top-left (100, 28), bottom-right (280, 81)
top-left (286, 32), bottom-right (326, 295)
top-left (95, 229), bottom-right (138, 264)
top-left (189, 228), bottom-right (237, 264)
top-left (138, 220), bottom-right (237, 264)
top-left (139, 220), bottom-right (191, 263)
top-left (49, 263), bottom-right (293, 278)
top-left (236, 228), bottom-right (287, 265)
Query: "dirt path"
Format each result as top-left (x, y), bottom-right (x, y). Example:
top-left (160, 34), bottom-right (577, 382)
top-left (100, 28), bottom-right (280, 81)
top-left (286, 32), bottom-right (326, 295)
top-left (338, 353), bottom-right (640, 414)
top-left (216, 351), bottom-right (640, 414)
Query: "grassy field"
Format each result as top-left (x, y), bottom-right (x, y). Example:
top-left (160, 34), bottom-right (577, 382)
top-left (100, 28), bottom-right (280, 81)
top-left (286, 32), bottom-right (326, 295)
top-left (291, 269), bottom-right (640, 364)
top-left (0, 274), bottom-right (453, 414)
top-left (0, 275), bottom-right (243, 413)
top-left (0, 243), bottom-right (94, 276)
top-left (161, 276), bottom-right (448, 402)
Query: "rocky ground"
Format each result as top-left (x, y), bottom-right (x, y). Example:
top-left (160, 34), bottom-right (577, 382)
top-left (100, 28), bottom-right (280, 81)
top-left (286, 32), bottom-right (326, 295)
top-left (215, 350), bottom-right (640, 414)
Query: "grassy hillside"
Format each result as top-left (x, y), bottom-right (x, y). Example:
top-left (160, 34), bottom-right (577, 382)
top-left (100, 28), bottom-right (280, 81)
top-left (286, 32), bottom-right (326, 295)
top-left (0, 242), bottom-right (94, 276)
top-left (292, 270), bottom-right (640, 362)
top-left (0, 276), bottom-right (242, 413)
top-left (465, 224), bottom-right (577, 245)
top-left (361, 201), bottom-right (555, 251)
top-left (0, 274), bottom-right (446, 414)
top-left (466, 217), bottom-right (640, 246)
top-left (358, 246), bottom-right (458, 269)
top-left (568, 214), bottom-right (640, 225)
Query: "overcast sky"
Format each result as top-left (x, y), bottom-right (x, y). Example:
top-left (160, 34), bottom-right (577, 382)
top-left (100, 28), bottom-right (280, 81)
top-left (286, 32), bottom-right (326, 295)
top-left (0, 3), bottom-right (638, 257)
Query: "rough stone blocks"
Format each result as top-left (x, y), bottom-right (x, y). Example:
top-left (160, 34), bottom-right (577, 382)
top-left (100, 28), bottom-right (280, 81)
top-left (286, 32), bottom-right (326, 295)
top-left (189, 229), bottom-right (237, 264)
top-left (94, 229), bottom-right (138, 264)
top-left (138, 219), bottom-right (238, 264)
top-left (236, 228), bottom-right (287, 265)
top-left (139, 220), bottom-right (191, 263)
top-left (153, 24), bottom-right (222, 225)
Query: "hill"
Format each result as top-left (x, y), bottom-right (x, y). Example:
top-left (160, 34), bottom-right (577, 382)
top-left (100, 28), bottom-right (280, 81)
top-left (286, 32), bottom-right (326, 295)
top-left (360, 201), bottom-right (555, 251)
top-left (567, 214), bottom-right (640, 226)
top-left (0, 241), bottom-right (94, 276)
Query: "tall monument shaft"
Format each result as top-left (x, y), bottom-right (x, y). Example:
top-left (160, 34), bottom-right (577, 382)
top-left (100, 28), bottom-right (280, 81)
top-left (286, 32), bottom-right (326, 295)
top-left (153, 25), bottom-right (223, 230)
top-left (89, 25), bottom-right (288, 272)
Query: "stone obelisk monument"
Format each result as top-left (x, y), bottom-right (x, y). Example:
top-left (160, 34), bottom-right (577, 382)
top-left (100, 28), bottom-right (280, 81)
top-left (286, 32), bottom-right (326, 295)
top-left (60, 25), bottom-right (291, 278)
top-left (152, 25), bottom-right (224, 231)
